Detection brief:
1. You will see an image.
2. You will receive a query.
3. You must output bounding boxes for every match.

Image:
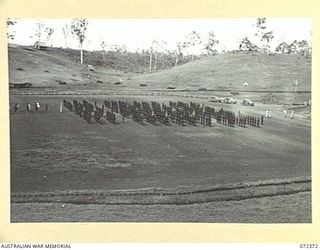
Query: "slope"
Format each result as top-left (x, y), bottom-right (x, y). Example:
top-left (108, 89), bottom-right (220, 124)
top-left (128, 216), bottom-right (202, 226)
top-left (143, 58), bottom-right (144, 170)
top-left (8, 46), bottom-right (136, 88)
top-left (126, 52), bottom-right (311, 92)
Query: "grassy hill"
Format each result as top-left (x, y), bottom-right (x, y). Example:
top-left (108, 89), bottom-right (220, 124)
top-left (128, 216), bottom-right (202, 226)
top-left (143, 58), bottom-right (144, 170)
top-left (8, 46), bottom-right (138, 88)
top-left (127, 52), bottom-right (311, 92)
top-left (8, 46), bottom-right (311, 92)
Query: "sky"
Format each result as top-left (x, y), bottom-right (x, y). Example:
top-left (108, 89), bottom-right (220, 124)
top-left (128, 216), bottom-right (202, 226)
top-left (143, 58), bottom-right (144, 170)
top-left (7, 18), bottom-right (312, 54)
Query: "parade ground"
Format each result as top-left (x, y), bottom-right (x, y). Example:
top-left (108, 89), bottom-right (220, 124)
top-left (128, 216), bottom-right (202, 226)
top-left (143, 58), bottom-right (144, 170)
top-left (10, 93), bottom-right (311, 222)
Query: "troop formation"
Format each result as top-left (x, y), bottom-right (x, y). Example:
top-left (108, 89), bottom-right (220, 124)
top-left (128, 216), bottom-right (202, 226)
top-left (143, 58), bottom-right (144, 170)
top-left (63, 99), bottom-right (264, 129)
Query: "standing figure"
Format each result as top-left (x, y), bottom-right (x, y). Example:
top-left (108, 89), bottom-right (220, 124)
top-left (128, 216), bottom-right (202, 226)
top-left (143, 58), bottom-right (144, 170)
top-left (14, 104), bottom-right (20, 113)
top-left (26, 103), bottom-right (31, 112)
top-left (284, 109), bottom-right (287, 118)
top-left (290, 110), bottom-right (294, 119)
top-left (35, 102), bottom-right (40, 112)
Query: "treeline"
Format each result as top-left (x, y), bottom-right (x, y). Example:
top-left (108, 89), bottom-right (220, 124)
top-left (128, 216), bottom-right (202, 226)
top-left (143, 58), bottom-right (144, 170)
top-left (50, 47), bottom-right (199, 73)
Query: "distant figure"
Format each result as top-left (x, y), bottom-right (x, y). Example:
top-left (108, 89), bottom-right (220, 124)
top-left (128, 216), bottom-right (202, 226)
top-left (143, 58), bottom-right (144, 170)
top-left (265, 110), bottom-right (269, 118)
top-left (35, 102), bottom-right (40, 112)
top-left (122, 115), bottom-right (125, 123)
top-left (290, 110), bottom-right (294, 119)
top-left (59, 103), bottom-right (63, 112)
top-left (14, 104), bottom-right (20, 113)
top-left (283, 109), bottom-right (287, 118)
top-left (26, 103), bottom-right (31, 112)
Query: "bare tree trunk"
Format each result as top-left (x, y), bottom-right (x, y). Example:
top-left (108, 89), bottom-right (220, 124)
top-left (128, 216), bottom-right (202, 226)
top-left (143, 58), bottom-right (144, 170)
top-left (149, 52), bottom-right (152, 72)
top-left (102, 50), bottom-right (106, 65)
top-left (153, 53), bottom-right (157, 70)
top-left (175, 56), bottom-right (179, 67)
top-left (80, 43), bottom-right (83, 64)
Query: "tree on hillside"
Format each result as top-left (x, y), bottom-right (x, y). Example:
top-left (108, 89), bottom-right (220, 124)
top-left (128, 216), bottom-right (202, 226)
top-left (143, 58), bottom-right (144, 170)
top-left (6, 18), bottom-right (17, 41)
top-left (70, 19), bottom-right (88, 64)
top-left (151, 40), bottom-right (167, 70)
top-left (173, 42), bottom-right (184, 67)
top-left (254, 17), bottom-right (274, 55)
top-left (35, 20), bottom-right (44, 44)
top-left (45, 27), bottom-right (54, 47)
top-left (239, 37), bottom-right (258, 51)
top-left (275, 41), bottom-right (290, 54)
top-left (287, 40), bottom-right (311, 57)
top-left (100, 41), bottom-right (108, 64)
top-left (62, 24), bottom-right (69, 48)
top-left (204, 31), bottom-right (219, 55)
top-left (183, 31), bottom-right (202, 61)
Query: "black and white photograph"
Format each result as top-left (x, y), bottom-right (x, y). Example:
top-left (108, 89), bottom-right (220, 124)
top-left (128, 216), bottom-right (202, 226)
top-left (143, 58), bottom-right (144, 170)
top-left (8, 17), bottom-right (312, 223)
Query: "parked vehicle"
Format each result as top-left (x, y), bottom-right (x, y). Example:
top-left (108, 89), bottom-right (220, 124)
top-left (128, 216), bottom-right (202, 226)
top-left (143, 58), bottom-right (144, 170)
top-left (224, 97), bottom-right (237, 104)
top-left (208, 96), bottom-right (221, 102)
top-left (241, 99), bottom-right (254, 106)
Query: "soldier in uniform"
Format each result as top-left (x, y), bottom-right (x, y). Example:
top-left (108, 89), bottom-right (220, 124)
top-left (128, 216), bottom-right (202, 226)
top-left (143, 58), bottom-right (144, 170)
top-left (14, 104), bottom-right (20, 113)
top-left (26, 103), bottom-right (31, 112)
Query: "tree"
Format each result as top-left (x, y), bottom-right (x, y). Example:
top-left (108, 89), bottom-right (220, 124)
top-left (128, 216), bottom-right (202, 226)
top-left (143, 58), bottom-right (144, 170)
top-left (6, 18), bottom-right (17, 41)
top-left (239, 37), bottom-right (258, 51)
top-left (254, 17), bottom-right (274, 55)
top-left (62, 24), bottom-right (69, 48)
top-left (70, 19), bottom-right (88, 64)
top-left (150, 40), bottom-right (167, 70)
top-left (174, 42), bottom-right (184, 66)
top-left (204, 31), bottom-right (219, 55)
top-left (100, 41), bottom-right (108, 64)
top-left (45, 27), bottom-right (54, 47)
top-left (183, 31), bottom-right (202, 61)
top-left (35, 20), bottom-right (44, 44)
top-left (275, 42), bottom-right (290, 54)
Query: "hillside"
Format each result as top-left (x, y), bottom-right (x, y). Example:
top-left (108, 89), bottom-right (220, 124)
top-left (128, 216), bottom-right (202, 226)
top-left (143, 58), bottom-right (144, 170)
top-left (8, 46), bottom-right (138, 88)
top-left (126, 52), bottom-right (311, 91)
top-left (8, 46), bottom-right (311, 92)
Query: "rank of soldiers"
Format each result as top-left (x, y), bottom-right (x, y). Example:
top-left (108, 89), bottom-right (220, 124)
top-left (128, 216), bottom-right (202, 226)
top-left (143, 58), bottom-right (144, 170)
top-left (63, 99), bottom-right (264, 129)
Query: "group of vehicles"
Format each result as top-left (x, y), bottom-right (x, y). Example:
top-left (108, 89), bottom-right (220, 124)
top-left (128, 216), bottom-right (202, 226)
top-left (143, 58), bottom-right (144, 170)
top-left (208, 96), bottom-right (254, 106)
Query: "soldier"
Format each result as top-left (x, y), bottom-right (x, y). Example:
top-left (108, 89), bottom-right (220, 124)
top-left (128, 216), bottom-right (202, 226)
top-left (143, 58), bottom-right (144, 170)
top-left (14, 104), bottom-right (20, 113)
top-left (284, 109), bottom-right (287, 118)
top-left (261, 115), bottom-right (264, 125)
top-left (26, 103), bottom-right (31, 112)
top-left (35, 102), bottom-right (40, 112)
top-left (290, 110), bottom-right (294, 119)
top-left (122, 115), bottom-right (125, 123)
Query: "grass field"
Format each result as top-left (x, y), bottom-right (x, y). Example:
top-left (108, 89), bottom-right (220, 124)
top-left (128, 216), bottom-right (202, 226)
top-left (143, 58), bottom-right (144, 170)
top-left (9, 46), bottom-right (312, 222)
top-left (10, 95), bottom-right (311, 193)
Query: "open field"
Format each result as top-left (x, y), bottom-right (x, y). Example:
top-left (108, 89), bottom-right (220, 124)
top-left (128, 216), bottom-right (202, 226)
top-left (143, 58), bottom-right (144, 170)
top-left (10, 93), bottom-right (311, 222)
